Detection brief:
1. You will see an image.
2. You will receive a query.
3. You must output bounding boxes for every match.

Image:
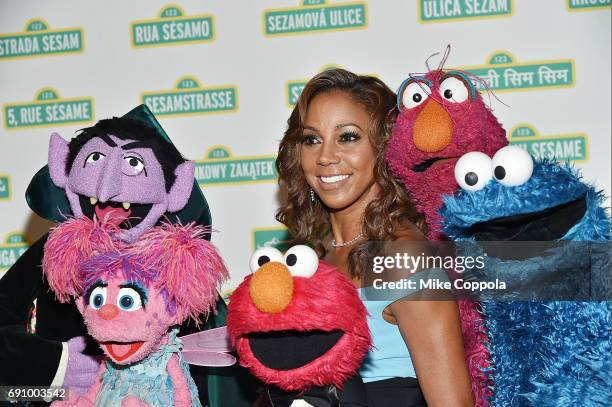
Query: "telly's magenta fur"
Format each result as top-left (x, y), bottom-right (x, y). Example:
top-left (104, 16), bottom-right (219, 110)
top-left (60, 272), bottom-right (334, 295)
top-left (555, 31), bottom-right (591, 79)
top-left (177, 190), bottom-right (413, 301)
top-left (227, 261), bottom-right (371, 392)
top-left (385, 68), bottom-right (508, 406)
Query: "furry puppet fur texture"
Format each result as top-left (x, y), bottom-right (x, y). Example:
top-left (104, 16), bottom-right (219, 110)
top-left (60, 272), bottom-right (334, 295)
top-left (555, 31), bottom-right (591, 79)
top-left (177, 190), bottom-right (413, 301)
top-left (385, 66), bottom-right (508, 406)
top-left (441, 146), bottom-right (611, 406)
top-left (227, 245), bottom-right (371, 406)
top-left (44, 217), bottom-right (229, 407)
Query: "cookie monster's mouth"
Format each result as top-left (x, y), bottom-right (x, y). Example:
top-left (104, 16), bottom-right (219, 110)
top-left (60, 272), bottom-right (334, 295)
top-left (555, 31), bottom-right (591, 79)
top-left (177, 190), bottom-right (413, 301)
top-left (102, 341), bottom-right (145, 362)
top-left (248, 330), bottom-right (344, 370)
top-left (467, 194), bottom-right (587, 258)
top-left (79, 195), bottom-right (152, 229)
top-left (412, 157), bottom-right (458, 173)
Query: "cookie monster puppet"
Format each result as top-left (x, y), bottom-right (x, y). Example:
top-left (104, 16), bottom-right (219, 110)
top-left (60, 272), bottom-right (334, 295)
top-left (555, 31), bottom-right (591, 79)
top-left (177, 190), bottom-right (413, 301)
top-left (228, 245), bottom-right (371, 407)
top-left (441, 145), bottom-right (611, 406)
top-left (0, 105), bottom-right (257, 406)
top-left (385, 51), bottom-right (508, 406)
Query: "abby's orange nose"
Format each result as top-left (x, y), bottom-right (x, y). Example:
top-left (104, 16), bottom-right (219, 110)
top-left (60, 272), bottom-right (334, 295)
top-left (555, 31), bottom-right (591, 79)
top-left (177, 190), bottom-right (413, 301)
top-left (249, 262), bottom-right (293, 314)
top-left (98, 304), bottom-right (119, 320)
top-left (412, 99), bottom-right (453, 153)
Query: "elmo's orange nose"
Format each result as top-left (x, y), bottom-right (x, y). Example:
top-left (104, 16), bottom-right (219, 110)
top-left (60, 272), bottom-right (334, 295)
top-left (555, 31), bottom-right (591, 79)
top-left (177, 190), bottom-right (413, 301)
top-left (249, 262), bottom-right (293, 314)
top-left (98, 304), bottom-right (119, 320)
top-left (412, 99), bottom-right (453, 153)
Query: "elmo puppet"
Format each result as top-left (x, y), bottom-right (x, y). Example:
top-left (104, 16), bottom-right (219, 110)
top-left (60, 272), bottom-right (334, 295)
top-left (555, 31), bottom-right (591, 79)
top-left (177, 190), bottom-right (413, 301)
top-left (228, 245), bottom-right (371, 407)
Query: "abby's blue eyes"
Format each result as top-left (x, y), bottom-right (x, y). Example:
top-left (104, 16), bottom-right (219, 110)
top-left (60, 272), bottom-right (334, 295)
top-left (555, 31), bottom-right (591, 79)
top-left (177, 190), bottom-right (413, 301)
top-left (89, 286), bottom-right (107, 309)
top-left (117, 287), bottom-right (143, 311)
top-left (86, 282), bottom-right (148, 312)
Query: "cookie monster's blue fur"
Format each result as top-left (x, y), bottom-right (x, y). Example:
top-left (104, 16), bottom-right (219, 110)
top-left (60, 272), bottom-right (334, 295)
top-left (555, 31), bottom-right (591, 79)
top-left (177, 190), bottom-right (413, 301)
top-left (441, 159), bottom-right (612, 407)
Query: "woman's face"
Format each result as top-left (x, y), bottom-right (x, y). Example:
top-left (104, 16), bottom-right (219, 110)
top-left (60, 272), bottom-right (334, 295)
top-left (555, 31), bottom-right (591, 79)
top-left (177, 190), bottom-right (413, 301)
top-left (300, 90), bottom-right (379, 211)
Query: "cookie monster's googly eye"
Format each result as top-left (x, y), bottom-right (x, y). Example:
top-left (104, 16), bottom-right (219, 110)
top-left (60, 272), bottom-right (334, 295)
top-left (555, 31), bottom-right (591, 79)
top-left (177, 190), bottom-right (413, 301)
top-left (491, 145), bottom-right (534, 187)
top-left (455, 152), bottom-right (493, 192)
top-left (438, 76), bottom-right (469, 103)
top-left (283, 245), bottom-right (319, 278)
top-left (117, 288), bottom-right (143, 312)
top-left (89, 287), bottom-right (107, 310)
top-left (250, 247), bottom-right (283, 272)
top-left (401, 82), bottom-right (431, 109)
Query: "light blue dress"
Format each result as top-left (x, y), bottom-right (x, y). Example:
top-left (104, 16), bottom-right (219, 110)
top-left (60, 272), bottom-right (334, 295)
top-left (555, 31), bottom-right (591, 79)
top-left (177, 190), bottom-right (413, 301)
top-left (358, 268), bottom-right (448, 383)
top-left (95, 328), bottom-right (202, 407)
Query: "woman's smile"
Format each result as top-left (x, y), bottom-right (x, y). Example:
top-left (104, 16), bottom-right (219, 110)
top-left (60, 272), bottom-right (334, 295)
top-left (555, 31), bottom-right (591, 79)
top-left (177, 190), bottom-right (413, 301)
top-left (300, 90), bottom-right (378, 210)
top-left (318, 174), bottom-right (352, 189)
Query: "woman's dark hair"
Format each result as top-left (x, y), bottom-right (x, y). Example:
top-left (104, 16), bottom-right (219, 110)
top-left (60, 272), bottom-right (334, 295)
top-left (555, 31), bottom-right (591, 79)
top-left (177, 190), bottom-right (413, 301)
top-left (276, 68), bottom-right (427, 278)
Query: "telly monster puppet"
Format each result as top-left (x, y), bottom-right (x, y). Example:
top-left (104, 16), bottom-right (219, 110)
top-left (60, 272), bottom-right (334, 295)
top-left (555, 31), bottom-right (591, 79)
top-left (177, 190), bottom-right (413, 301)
top-left (0, 106), bottom-right (253, 406)
top-left (385, 65), bottom-right (508, 405)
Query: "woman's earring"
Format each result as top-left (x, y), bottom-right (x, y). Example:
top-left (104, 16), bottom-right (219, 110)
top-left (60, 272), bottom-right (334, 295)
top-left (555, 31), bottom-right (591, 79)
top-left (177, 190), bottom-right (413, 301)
top-left (309, 188), bottom-right (316, 203)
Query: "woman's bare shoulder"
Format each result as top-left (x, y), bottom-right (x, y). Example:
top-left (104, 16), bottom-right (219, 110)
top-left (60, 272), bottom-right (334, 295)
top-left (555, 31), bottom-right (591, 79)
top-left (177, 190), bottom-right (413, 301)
top-left (393, 222), bottom-right (428, 242)
top-left (390, 222), bottom-right (433, 256)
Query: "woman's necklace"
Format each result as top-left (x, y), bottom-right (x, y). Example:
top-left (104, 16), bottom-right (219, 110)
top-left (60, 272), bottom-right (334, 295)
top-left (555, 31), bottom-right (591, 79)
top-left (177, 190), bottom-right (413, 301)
top-left (331, 233), bottom-right (364, 248)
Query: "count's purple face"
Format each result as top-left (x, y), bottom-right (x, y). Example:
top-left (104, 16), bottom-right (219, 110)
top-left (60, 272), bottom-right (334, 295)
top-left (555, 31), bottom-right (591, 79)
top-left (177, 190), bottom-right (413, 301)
top-left (48, 133), bottom-right (194, 243)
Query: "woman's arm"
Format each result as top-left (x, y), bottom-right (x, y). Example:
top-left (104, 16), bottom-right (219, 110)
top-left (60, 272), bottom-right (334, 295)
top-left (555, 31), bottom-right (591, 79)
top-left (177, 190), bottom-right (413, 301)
top-left (388, 296), bottom-right (474, 407)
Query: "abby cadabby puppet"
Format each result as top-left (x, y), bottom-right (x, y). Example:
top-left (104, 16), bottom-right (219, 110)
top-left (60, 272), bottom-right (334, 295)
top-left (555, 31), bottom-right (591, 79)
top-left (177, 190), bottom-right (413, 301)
top-left (43, 219), bottom-right (235, 407)
top-left (227, 245), bottom-right (371, 407)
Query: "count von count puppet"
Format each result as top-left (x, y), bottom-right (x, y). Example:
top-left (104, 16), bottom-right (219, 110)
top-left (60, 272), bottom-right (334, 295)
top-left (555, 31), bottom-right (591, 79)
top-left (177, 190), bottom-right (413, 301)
top-left (441, 146), bottom-right (611, 406)
top-left (0, 105), bottom-right (256, 406)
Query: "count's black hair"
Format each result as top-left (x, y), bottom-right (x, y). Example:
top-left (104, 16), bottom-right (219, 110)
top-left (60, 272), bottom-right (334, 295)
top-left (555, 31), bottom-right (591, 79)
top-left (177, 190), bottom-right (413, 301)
top-left (66, 117), bottom-right (187, 192)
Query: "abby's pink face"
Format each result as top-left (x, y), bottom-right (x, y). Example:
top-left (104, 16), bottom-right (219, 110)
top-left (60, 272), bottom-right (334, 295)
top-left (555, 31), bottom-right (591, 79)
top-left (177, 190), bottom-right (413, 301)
top-left (77, 274), bottom-right (176, 365)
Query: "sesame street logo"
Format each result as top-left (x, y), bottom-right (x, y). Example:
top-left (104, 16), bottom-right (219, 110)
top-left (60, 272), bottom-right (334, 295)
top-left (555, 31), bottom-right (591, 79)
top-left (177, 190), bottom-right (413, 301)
top-left (142, 76), bottom-right (237, 117)
top-left (252, 227), bottom-right (293, 252)
top-left (3, 88), bottom-right (94, 130)
top-left (0, 175), bottom-right (10, 201)
top-left (264, 0), bottom-right (368, 37)
top-left (0, 233), bottom-right (29, 272)
top-left (130, 4), bottom-right (214, 48)
top-left (418, 0), bottom-right (513, 23)
top-left (509, 124), bottom-right (588, 162)
top-left (195, 146), bottom-right (277, 186)
top-left (287, 80), bottom-right (307, 107)
top-left (457, 51), bottom-right (575, 92)
top-left (567, 0), bottom-right (611, 11)
top-left (0, 19), bottom-right (84, 60)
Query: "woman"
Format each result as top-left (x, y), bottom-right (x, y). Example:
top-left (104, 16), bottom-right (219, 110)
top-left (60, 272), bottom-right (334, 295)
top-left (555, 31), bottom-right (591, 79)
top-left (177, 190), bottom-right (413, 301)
top-left (276, 68), bottom-right (473, 407)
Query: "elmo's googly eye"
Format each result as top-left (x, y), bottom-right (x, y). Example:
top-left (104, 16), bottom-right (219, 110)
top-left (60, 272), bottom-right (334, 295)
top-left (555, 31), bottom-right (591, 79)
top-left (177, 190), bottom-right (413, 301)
top-left (439, 77), bottom-right (469, 103)
top-left (455, 152), bottom-right (493, 192)
top-left (401, 82), bottom-right (431, 109)
top-left (117, 288), bottom-right (143, 312)
top-left (284, 245), bottom-right (319, 278)
top-left (491, 146), bottom-right (533, 187)
top-left (89, 286), bottom-right (107, 309)
top-left (249, 247), bottom-right (283, 272)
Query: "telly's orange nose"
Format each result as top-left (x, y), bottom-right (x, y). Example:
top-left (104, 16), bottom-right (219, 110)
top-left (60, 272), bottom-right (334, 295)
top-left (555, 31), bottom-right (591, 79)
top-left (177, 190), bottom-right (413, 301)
top-left (412, 99), bottom-right (453, 153)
